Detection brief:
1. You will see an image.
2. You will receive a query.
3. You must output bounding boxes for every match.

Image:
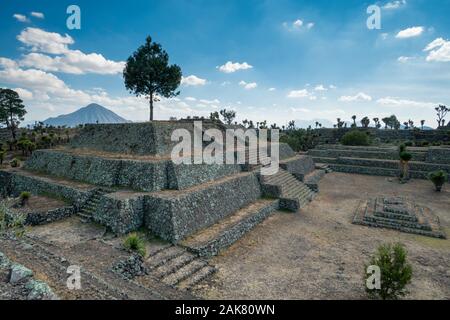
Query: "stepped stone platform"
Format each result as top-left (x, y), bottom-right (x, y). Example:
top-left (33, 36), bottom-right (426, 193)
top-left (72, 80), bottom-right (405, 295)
top-left (1, 122), bottom-right (325, 258)
top-left (353, 196), bottom-right (446, 239)
top-left (309, 144), bottom-right (450, 179)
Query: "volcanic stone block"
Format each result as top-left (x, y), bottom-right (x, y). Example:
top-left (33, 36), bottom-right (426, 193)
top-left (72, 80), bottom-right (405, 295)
top-left (93, 192), bottom-right (146, 234)
top-left (145, 172), bottom-right (262, 242)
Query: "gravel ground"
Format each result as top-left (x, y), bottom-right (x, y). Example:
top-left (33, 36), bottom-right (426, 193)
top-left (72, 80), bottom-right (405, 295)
top-left (194, 172), bottom-right (450, 300)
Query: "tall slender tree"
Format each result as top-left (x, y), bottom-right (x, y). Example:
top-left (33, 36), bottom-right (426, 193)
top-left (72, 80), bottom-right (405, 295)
top-left (0, 88), bottom-right (27, 140)
top-left (123, 36), bottom-right (182, 121)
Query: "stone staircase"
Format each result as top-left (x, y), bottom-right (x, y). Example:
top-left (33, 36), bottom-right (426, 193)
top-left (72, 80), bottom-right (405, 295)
top-left (180, 199), bottom-right (279, 257)
top-left (261, 169), bottom-right (316, 212)
top-left (77, 188), bottom-right (110, 220)
top-left (142, 244), bottom-right (216, 290)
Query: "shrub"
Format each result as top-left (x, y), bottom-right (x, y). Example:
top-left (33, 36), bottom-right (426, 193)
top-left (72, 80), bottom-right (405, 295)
top-left (9, 158), bottom-right (20, 168)
top-left (0, 150), bottom-right (5, 165)
top-left (19, 192), bottom-right (31, 206)
top-left (123, 233), bottom-right (146, 257)
top-left (365, 243), bottom-right (412, 300)
top-left (399, 151), bottom-right (412, 162)
top-left (340, 130), bottom-right (370, 146)
top-left (428, 170), bottom-right (448, 192)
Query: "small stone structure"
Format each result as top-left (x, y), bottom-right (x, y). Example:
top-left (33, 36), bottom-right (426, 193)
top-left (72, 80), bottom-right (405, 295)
top-left (353, 196), bottom-right (446, 239)
top-left (308, 144), bottom-right (450, 179)
top-left (0, 121), bottom-right (325, 256)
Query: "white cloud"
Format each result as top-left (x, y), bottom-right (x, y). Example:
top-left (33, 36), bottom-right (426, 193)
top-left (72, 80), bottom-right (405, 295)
top-left (329, 85), bottom-right (337, 89)
top-left (31, 12), bottom-right (45, 19)
top-left (181, 75), bottom-right (207, 86)
top-left (13, 14), bottom-right (29, 23)
top-left (218, 61), bottom-right (253, 73)
top-left (383, 0), bottom-right (407, 10)
top-left (293, 20), bottom-right (303, 28)
top-left (0, 57), bottom-right (18, 69)
top-left (239, 81), bottom-right (258, 90)
top-left (199, 99), bottom-right (220, 104)
top-left (398, 56), bottom-right (413, 63)
top-left (15, 28), bottom-right (125, 75)
top-left (395, 26), bottom-right (424, 39)
top-left (424, 38), bottom-right (450, 62)
top-left (20, 51), bottom-right (125, 75)
top-left (18, 27), bottom-right (74, 54)
top-left (14, 88), bottom-right (33, 100)
top-left (268, 87), bottom-right (276, 91)
top-left (314, 84), bottom-right (327, 91)
top-left (377, 97), bottom-right (436, 108)
top-left (287, 89), bottom-right (310, 98)
top-left (283, 19), bottom-right (314, 32)
top-left (185, 97), bottom-right (197, 101)
top-left (339, 92), bottom-right (372, 102)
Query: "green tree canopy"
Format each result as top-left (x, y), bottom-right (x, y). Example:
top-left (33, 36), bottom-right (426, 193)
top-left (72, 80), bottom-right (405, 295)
top-left (123, 36), bottom-right (182, 121)
top-left (0, 88), bottom-right (27, 140)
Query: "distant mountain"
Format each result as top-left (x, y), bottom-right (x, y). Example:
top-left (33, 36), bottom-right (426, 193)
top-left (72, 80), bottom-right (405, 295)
top-left (293, 119), bottom-right (334, 129)
top-left (43, 103), bottom-right (131, 127)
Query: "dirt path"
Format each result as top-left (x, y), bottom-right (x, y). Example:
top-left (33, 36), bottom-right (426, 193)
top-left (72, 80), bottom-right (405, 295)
top-left (194, 173), bottom-right (450, 300)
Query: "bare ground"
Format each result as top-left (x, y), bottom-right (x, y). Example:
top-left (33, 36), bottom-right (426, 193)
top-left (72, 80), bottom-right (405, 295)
top-left (193, 172), bottom-right (450, 300)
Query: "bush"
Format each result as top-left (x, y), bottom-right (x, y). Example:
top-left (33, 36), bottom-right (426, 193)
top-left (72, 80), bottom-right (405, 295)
top-left (0, 150), bottom-right (5, 165)
top-left (9, 158), bottom-right (20, 168)
top-left (399, 151), bottom-right (412, 162)
top-left (340, 130), bottom-right (370, 146)
top-left (365, 243), bottom-right (412, 300)
top-left (123, 233), bottom-right (146, 257)
top-left (19, 192), bottom-right (31, 206)
top-left (428, 170), bottom-right (448, 192)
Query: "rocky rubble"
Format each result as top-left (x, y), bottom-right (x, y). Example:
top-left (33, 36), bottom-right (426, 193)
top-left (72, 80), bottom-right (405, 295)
top-left (0, 251), bottom-right (58, 300)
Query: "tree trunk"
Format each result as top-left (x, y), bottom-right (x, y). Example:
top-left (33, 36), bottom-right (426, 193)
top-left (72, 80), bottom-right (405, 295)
top-left (149, 94), bottom-right (154, 122)
top-left (9, 110), bottom-right (16, 140)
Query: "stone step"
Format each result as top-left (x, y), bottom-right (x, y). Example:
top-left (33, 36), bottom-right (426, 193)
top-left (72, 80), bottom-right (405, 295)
top-left (145, 246), bottom-right (186, 269)
top-left (363, 215), bottom-right (432, 231)
top-left (337, 157), bottom-right (450, 173)
top-left (151, 252), bottom-right (197, 279)
top-left (161, 260), bottom-right (207, 287)
top-left (177, 265), bottom-right (217, 291)
top-left (180, 199), bottom-right (278, 257)
top-left (329, 164), bottom-right (428, 179)
top-left (356, 219), bottom-right (445, 239)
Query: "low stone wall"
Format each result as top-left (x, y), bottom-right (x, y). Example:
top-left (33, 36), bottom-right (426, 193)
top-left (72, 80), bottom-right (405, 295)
top-left (315, 128), bottom-right (450, 144)
top-left (280, 155), bottom-right (315, 180)
top-left (24, 206), bottom-right (75, 226)
top-left (426, 147), bottom-right (450, 164)
top-left (309, 148), bottom-right (427, 162)
top-left (145, 173), bottom-right (262, 242)
top-left (0, 171), bottom-right (12, 197)
top-left (4, 170), bottom-right (91, 207)
top-left (24, 150), bottom-right (244, 192)
top-left (69, 121), bottom-right (227, 156)
top-left (24, 150), bottom-right (168, 192)
top-left (337, 157), bottom-right (450, 173)
top-left (167, 162), bottom-right (241, 190)
top-left (93, 192), bottom-right (146, 235)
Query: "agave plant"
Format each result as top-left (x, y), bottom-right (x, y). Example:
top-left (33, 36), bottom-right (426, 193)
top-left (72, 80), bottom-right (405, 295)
top-left (428, 170), bottom-right (448, 192)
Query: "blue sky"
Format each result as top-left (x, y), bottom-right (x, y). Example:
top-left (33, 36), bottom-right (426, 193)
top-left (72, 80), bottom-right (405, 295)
top-left (0, 0), bottom-right (449, 128)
